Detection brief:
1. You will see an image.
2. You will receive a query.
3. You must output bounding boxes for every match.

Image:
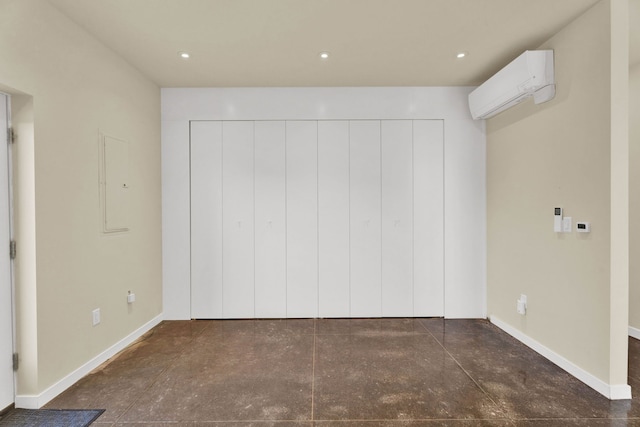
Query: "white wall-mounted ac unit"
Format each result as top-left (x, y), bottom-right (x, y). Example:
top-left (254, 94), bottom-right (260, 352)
top-left (468, 50), bottom-right (555, 120)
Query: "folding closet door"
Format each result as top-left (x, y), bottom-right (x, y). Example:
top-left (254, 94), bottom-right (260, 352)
top-left (349, 121), bottom-right (382, 317)
top-left (318, 121), bottom-right (350, 317)
top-left (254, 121), bottom-right (287, 318)
top-left (286, 121), bottom-right (319, 317)
top-left (190, 121), bottom-right (223, 318)
top-left (381, 121), bottom-right (414, 316)
top-left (222, 121), bottom-right (255, 318)
top-left (190, 119), bottom-right (444, 319)
top-left (413, 120), bottom-right (444, 316)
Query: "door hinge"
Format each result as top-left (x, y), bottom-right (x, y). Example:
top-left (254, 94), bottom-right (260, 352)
top-left (12, 353), bottom-right (18, 371)
top-left (9, 240), bottom-right (16, 260)
top-left (7, 127), bottom-right (14, 144)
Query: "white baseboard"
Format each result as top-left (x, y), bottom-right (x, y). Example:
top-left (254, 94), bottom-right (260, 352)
top-left (490, 315), bottom-right (632, 401)
top-left (629, 326), bottom-right (640, 340)
top-left (15, 313), bottom-right (163, 409)
top-left (610, 384), bottom-right (634, 400)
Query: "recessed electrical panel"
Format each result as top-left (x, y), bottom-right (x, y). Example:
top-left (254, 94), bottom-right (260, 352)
top-left (99, 133), bottom-right (130, 233)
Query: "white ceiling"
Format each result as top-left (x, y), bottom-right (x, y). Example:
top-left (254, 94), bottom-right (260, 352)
top-left (48, 0), bottom-right (637, 87)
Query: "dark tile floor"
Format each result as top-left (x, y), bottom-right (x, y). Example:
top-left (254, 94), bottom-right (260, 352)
top-left (41, 318), bottom-right (640, 426)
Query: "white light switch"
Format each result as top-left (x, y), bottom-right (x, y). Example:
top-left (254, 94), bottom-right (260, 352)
top-left (562, 217), bottom-right (572, 233)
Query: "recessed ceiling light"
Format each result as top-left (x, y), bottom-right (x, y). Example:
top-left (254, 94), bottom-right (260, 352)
top-left (178, 51), bottom-right (190, 59)
top-left (456, 52), bottom-right (467, 59)
top-left (319, 52), bottom-right (330, 60)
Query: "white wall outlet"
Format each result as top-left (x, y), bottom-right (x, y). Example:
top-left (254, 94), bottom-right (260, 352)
top-left (516, 294), bottom-right (527, 315)
top-left (562, 217), bottom-right (572, 233)
top-left (92, 308), bottom-right (101, 326)
top-left (127, 291), bottom-right (135, 304)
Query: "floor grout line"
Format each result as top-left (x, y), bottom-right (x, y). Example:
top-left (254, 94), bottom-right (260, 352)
top-left (417, 319), bottom-right (506, 413)
top-left (91, 415), bottom-right (640, 424)
top-left (311, 318), bottom-right (317, 420)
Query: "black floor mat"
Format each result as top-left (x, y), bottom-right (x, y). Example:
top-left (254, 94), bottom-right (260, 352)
top-left (0, 408), bottom-right (104, 427)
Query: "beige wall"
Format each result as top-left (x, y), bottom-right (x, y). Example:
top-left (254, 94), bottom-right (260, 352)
top-left (487, 0), bottom-right (629, 389)
top-left (0, 0), bottom-right (162, 396)
top-left (630, 64), bottom-right (640, 330)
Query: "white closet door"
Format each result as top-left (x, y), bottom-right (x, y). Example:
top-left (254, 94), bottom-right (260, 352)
top-left (222, 121), bottom-right (255, 318)
top-left (381, 121), bottom-right (414, 316)
top-left (349, 121), bottom-right (382, 317)
top-left (286, 121), bottom-right (318, 317)
top-left (318, 121), bottom-right (350, 317)
top-left (254, 121), bottom-right (286, 318)
top-left (190, 121), bottom-right (223, 318)
top-left (190, 119), bottom-right (444, 320)
top-left (413, 120), bottom-right (444, 316)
